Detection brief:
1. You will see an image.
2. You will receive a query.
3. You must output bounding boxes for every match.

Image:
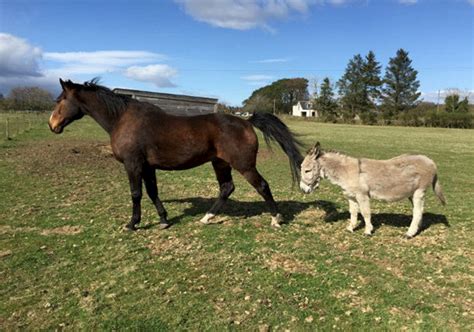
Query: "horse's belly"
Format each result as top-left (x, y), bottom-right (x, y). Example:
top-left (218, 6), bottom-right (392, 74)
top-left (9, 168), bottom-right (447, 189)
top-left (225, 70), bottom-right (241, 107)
top-left (147, 150), bottom-right (214, 170)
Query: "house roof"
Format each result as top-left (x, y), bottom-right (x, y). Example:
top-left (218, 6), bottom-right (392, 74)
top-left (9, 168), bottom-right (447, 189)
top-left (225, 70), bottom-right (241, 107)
top-left (298, 101), bottom-right (313, 110)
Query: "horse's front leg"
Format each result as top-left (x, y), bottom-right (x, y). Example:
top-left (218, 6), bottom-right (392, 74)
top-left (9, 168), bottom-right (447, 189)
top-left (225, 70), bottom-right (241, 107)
top-left (125, 164), bottom-right (143, 231)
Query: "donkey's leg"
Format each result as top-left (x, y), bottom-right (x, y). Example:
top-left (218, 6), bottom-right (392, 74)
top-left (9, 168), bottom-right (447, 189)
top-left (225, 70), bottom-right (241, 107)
top-left (240, 167), bottom-right (282, 228)
top-left (346, 198), bottom-right (360, 233)
top-left (200, 159), bottom-right (235, 224)
top-left (143, 165), bottom-right (170, 229)
top-left (406, 190), bottom-right (425, 238)
top-left (125, 163), bottom-right (143, 231)
top-left (357, 194), bottom-right (373, 235)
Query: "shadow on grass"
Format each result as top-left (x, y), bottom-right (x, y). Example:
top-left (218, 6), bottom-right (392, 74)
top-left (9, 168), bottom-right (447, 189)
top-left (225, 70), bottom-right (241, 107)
top-left (323, 209), bottom-right (449, 235)
top-left (145, 197), bottom-right (341, 227)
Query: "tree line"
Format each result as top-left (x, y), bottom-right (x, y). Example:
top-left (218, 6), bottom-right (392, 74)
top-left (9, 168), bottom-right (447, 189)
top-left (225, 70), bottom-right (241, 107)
top-left (0, 87), bottom-right (55, 111)
top-left (242, 48), bottom-right (472, 128)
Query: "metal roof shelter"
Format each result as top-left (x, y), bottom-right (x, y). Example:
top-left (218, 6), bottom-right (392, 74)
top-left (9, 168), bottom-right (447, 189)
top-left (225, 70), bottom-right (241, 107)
top-left (113, 88), bottom-right (218, 116)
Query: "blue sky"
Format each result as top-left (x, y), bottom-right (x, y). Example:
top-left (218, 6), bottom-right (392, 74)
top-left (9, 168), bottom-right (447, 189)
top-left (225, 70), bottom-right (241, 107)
top-left (0, 0), bottom-right (473, 105)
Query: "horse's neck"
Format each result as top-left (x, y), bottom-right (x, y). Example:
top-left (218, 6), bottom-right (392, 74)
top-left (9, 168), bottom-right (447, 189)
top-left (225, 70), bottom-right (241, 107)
top-left (84, 94), bottom-right (121, 135)
top-left (320, 152), bottom-right (357, 187)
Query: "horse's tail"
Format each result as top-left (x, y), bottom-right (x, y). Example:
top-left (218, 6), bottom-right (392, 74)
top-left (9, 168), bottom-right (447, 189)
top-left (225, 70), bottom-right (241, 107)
top-left (247, 112), bottom-right (304, 184)
top-left (432, 173), bottom-right (446, 206)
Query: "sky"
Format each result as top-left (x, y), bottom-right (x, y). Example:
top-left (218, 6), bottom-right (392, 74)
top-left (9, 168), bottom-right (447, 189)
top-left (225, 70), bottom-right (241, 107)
top-left (0, 0), bottom-right (473, 106)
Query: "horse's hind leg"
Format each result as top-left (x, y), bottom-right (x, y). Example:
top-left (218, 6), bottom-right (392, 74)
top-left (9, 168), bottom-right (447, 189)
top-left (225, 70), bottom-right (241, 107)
top-left (406, 190), bottom-right (425, 238)
top-left (200, 159), bottom-right (235, 224)
top-left (143, 165), bottom-right (170, 229)
top-left (240, 167), bottom-right (282, 228)
top-left (125, 162), bottom-right (143, 231)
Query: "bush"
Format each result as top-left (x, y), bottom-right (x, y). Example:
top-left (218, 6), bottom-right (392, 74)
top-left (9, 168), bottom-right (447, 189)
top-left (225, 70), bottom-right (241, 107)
top-left (360, 111), bottom-right (378, 125)
top-left (425, 111), bottom-right (472, 129)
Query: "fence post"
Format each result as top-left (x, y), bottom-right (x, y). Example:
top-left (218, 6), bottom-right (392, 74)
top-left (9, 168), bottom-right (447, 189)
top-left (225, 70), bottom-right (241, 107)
top-left (5, 118), bottom-right (10, 140)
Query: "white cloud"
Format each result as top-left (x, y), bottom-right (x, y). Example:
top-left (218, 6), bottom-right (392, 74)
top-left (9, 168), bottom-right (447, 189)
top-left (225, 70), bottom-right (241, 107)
top-left (175, 0), bottom-right (316, 30)
top-left (241, 74), bottom-right (274, 81)
top-left (421, 89), bottom-right (474, 104)
top-left (241, 74), bottom-right (274, 86)
top-left (125, 64), bottom-right (178, 88)
top-left (468, 0), bottom-right (474, 5)
top-left (254, 58), bottom-right (290, 63)
top-left (0, 33), bottom-right (43, 77)
top-left (0, 33), bottom-right (178, 94)
top-left (44, 51), bottom-right (165, 71)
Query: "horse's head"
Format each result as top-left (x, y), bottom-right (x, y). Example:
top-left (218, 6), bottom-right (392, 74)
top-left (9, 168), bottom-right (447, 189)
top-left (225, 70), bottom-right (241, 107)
top-left (300, 142), bottom-right (322, 194)
top-left (48, 79), bottom-right (86, 134)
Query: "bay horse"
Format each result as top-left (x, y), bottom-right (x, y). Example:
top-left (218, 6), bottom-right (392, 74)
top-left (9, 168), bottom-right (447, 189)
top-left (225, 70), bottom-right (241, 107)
top-left (300, 142), bottom-right (446, 238)
top-left (49, 78), bottom-right (303, 230)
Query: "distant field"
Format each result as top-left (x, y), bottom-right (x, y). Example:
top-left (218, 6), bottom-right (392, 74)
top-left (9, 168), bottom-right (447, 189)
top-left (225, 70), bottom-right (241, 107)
top-left (1, 115), bottom-right (473, 330)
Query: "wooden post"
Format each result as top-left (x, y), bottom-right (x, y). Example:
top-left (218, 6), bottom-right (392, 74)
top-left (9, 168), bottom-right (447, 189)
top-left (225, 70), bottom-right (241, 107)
top-left (5, 118), bottom-right (10, 140)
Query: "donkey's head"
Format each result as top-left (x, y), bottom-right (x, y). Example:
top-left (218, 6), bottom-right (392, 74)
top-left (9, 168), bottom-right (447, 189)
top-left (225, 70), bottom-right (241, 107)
top-left (300, 142), bottom-right (322, 194)
top-left (48, 79), bottom-right (86, 134)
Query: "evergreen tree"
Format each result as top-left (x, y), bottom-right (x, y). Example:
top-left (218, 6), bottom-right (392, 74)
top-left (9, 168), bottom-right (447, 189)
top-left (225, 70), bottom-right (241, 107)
top-left (337, 54), bottom-right (368, 114)
top-left (382, 49), bottom-right (421, 114)
top-left (315, 77), bottom-right (338, 120)
top-left (363, 51), bottom-right (382, 107)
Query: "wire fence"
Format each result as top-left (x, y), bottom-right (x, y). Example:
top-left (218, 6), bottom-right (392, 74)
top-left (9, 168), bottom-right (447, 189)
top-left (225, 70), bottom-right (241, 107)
top-left (0, 111), bottom-right (49, 141)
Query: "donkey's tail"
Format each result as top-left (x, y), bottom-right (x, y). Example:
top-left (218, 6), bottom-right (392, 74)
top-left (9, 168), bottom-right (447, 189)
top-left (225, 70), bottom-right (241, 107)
top-left (433, 173), bottom-right (446, 206)
top-left (248, 112), bottom-right (304, 184)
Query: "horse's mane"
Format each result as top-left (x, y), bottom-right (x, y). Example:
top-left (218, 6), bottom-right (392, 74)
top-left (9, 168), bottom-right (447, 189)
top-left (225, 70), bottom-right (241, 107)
top-left (81, 78), bottom-right (132, 118)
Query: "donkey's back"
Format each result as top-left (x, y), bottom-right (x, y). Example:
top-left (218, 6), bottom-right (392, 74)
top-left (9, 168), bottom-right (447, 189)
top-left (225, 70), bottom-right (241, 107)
top-left (360, 154), bottom-right (439, 202)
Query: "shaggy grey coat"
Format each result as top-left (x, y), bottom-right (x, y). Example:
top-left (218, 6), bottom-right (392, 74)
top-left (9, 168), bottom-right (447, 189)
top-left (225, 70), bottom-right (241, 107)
top-left (300, 142), bottom-right (446, 238)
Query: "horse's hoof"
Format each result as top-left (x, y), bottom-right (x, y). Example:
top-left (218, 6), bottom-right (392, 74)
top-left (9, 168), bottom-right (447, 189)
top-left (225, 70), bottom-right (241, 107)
top-left (199, 213), bottom-right (215, 225)
top-left (124, 224), bottom-right (137, 231)
top-left (159, 222), bottom-right (171, 230)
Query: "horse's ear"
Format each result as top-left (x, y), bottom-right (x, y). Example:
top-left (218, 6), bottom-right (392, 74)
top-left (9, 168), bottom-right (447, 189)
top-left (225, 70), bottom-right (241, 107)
top-left (59, 78), bottom-right (73, 91)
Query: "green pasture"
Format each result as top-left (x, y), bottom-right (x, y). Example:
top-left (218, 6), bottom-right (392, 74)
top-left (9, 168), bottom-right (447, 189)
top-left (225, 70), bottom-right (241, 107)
top-left (1, 114), bottom-right (473, 330)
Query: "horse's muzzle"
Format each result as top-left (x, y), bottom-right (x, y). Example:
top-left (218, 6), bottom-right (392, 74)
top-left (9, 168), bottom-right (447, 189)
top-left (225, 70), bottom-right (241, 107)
top-left (48, 122), bottom-right (63, 134)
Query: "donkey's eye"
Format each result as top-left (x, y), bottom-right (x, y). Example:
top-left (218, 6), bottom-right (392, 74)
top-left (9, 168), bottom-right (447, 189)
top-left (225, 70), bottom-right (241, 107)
top-left (305, 169), bottom-right (312, 173)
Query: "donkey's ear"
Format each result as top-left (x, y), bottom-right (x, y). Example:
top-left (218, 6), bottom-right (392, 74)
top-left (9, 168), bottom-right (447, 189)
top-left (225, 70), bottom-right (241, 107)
top-left (313, 142), bottom-right (321, 159)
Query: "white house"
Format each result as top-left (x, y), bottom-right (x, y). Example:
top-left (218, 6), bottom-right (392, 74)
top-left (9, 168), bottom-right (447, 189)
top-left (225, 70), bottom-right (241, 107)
top-left (292, 101), bottom-right (318, 117)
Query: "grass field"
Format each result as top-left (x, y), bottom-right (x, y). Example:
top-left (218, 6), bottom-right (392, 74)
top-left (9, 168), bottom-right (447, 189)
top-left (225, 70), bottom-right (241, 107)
top-left (1, 114), bottom-right (473, 330)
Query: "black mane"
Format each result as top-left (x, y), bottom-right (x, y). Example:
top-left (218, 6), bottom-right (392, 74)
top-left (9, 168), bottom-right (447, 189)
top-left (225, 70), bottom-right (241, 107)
top-left (82, 78), bottom-right (132, 118)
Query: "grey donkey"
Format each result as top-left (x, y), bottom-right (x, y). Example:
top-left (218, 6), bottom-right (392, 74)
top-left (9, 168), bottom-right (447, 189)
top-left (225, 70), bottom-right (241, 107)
top-left (300, 142), bottom-right (446, 238)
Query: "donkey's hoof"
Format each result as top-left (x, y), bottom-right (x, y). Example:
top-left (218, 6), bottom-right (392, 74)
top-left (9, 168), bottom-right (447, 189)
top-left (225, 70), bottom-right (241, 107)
top-left (404, 233), bottom-right (414, 239)
top-left (346, 227), bottom-right (354, 233)
top-left (159, 222), bottom-right (171, 230)
top-left (363, 232), bottom-right (373, 237)
top-left (271, 214), bottom-right (283, 228)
